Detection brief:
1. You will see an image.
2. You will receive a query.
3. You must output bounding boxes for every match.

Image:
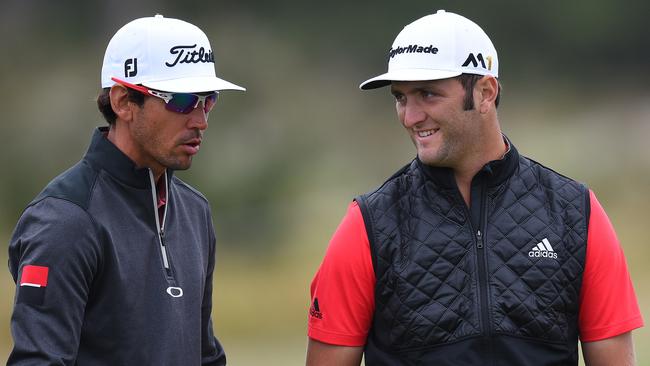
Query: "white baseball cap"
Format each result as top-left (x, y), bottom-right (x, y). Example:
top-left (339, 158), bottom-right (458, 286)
top-left (101, 15), bottom-right (245, 93)
top-left (360, 10), bottom-right (498, 90)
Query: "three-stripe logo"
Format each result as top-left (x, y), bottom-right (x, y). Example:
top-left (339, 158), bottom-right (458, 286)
top-left (528, 238), bottom-right (558, 259)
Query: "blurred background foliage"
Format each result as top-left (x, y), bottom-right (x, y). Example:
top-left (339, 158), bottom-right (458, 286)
top-left (1, 0), bottom-right (649, 364)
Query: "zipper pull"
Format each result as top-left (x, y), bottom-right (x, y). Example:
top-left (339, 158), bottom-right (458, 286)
top-left (159, 228), bottom-right (170, 270)
top-left (476, 230), bottom-right (484, 249)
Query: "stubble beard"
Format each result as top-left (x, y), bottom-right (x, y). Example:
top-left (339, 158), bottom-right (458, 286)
top-left (164, 155), bottom-right (193, 171)
top-left (414, 130), bottom-right (454, 167)
top-left (132, 114), bottom-right (194, 173)
top-left (417, 110), bottom-right (482, 168)
top-left (152, 139), bottom-right (194, 172)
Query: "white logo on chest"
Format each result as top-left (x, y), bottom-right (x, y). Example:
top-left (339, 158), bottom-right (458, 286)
top-left (528, 238), bottom-right (558, 260)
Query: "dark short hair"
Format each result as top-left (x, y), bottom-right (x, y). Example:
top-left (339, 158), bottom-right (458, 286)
top-left (96, 87), bottom-right (146, 125)
top-left (456, 74), bottom-right (502, 111)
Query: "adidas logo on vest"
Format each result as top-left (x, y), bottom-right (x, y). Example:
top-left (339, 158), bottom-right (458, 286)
top-left (528, 238), bottom-right (558, 259)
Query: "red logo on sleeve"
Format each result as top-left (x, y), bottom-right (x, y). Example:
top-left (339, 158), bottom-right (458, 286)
top-left (20, 265), bottom-right (49, 287)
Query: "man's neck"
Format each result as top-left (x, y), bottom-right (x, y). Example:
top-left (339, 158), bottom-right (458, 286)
top-left (107, 124), bottom-right (165, 181)
top-left (454, 134), bottom-right (508, 207)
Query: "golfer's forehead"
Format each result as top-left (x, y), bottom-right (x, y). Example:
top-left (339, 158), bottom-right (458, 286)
top-left (390, 79), bottom-right (456, 93)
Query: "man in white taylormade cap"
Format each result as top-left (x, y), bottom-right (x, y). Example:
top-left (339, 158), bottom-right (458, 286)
top-left (8, 15), bottom-right (243, 365)
top-left (306, 10), bottom-right (642, 366)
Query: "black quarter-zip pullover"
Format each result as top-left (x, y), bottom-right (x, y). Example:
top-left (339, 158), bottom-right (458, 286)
top-left (8, 127), bottom-right (226, 365)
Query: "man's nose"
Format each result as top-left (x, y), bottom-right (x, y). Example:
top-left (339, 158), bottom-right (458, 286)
top-left (187, 104), bottom-right (209, 130)
top-left (401, 101), bottom-right (426, 128)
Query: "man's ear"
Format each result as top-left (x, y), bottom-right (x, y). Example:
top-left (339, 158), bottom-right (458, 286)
top-left (476, 76), bottom-right (499, 114)
top-left (109, 85), bottom-right (135, 122)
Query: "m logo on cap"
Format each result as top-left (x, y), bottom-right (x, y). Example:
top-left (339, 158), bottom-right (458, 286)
top-left (462, 53), bottom-right (493, 71)
top-left (124, 58), bottom-right (138, 77)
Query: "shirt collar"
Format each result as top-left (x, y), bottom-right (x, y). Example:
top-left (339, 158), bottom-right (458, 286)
top-left (417, 135), bottom-right (519, 189)
top-left (84, 127), bottom-right (175, 189)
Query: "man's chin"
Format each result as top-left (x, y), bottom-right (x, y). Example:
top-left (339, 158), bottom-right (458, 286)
top-left (417, 151), bottom-right (439, 166)
top-left (164, 159), bottom-right (193, 171)
top-left (418, 152), bottom-right (453, 168)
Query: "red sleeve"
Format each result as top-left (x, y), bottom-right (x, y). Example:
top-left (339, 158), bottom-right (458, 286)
top-left (308, 201), bottom-right (375, 346)
top-left (578, 190), bottom-right (644, 341)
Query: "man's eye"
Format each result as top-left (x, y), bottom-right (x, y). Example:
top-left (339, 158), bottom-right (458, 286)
top-left (421, 90), bottom-right (436, 98)
top-left (393, 94), bottom-right (405, 103)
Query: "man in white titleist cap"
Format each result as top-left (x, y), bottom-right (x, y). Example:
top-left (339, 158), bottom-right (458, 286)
top-left (306, 10), bottom-right (642, 366)
top-left (8, 15), bottom-right (243, 365)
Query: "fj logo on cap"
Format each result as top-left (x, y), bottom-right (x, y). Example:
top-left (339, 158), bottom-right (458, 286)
top-left (166, 44), bottom-right (214, 67)
top-left (124, 58), bottom-right (138, 77)
top-left (388, 44), bottom-right (439, 59)
top-left (462, 53), bottom-right (493, 71)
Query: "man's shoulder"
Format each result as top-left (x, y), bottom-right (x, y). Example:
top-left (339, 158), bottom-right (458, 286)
top-left (31, 160), bottom-right (98, 212)
top-left (357, 160), bottom-right (417, 202)
top-left (518, 155), bottom-right (588, 197)
top-left (13, 169), bottom-right (101, 263)
top-left (171, 176), bottom-right (209, 205)
top-left (519, 155), bottom-right (582, 183)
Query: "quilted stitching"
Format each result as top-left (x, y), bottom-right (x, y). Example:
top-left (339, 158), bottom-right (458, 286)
top-left (361, 156), bottom-right (587, 352)
top-left (490, 159), bottom-right (586, 341)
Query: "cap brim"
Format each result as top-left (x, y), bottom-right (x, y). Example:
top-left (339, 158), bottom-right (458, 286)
top-left (142, 76), bottom-right (246, 93)
top-left (359, 69), bottom-right (462, 90)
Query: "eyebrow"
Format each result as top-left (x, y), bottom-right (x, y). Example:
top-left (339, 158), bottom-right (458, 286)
top-left (391, 85), bottom-right (443, 95)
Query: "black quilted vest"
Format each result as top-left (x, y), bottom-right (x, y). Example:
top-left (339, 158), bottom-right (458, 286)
top-left (356, 143), bottom-right (589, 366)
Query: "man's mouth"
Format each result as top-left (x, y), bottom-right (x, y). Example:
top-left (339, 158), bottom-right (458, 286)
top-left (417, 129), bottom-right (439, 138)
top-left (180, 139), bottom-right (202, 154)
top-left (182, 138), bottom-right (201, 147)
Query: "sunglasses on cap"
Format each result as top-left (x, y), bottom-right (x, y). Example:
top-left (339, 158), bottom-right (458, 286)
top-left (111, 77), bottom-right (218, 114)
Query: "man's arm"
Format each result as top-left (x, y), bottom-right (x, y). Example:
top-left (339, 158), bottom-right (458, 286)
top-left (578, 191), bottom-right (643, 366)
top-left (7, 198), bottom-right (100, 365)
top-left (306, 339), bottom-right (364, 366)
top-left (200, 207), bottom-right (226, 366)
top-left (581, 331), bottom-right (636, 366)
top-left (306, 202), bottom-right (375, 365)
